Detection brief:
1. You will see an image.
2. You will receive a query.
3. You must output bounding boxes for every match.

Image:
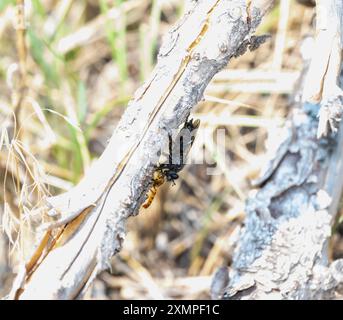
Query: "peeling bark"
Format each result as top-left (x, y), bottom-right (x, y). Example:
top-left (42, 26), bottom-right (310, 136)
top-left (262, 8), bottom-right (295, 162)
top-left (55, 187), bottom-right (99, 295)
top-left (223, 34), bottom-right (343, 300)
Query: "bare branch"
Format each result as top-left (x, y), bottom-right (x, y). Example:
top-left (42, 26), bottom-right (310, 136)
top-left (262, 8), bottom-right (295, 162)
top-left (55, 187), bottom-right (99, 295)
top-left (303, 0), bottom-right (343, 137)
top-left (224, 41), bottom-right (343, 300)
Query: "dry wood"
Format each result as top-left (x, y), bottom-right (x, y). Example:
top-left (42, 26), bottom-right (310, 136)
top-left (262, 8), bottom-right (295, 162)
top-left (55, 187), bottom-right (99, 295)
top-left (223, 104), bottom-right (343, 299)
top-left (220, 2), bottom-right (343, 297)
top-left (7, 0), bottom-right (275, 300)
top-left (302, 0), bottom-right (343, 137)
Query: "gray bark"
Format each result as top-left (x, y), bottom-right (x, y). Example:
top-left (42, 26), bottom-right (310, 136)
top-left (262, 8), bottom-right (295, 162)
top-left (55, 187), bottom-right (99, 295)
top-left (7, 0), bottom-right (274, 300)
top-left (224, 102), bottom-right (343, 300)
top-left (303, 0), bottom-right (343, 137)
top-left (221, 0), bottom-right (343, 300)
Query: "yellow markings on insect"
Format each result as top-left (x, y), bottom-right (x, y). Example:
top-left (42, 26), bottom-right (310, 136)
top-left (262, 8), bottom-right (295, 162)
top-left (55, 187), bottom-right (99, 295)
top-left (142, 170), bottom-right (166, 209)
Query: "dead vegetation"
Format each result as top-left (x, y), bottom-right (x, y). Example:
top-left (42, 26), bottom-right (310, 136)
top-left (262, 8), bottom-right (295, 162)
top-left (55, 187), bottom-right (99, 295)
top-left (0, 0), bottom-right (342, 299)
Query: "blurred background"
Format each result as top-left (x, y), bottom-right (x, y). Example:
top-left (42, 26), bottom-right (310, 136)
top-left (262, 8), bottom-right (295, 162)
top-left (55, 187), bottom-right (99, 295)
top-left (0, 0), bottom-right (342, 299)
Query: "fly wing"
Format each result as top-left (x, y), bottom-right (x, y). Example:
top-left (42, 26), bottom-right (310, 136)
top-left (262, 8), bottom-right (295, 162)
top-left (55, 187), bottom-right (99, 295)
top-left (170, 119), bottom-right (200, 167)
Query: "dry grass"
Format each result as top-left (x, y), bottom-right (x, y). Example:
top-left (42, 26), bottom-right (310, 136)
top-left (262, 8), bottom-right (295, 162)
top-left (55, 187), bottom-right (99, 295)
top-left (0, 0), bottom-right (342, 299)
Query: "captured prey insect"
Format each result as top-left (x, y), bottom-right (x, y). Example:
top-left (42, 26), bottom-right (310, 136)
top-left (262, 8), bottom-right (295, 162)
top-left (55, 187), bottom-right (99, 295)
top-left (142, 116), bottom-right (200, 209)
top-left (142, 170), bottom-right (165, 209)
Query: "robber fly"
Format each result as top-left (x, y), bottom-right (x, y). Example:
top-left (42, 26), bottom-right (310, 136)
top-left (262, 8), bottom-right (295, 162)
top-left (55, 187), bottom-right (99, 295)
top-left (158, 117), bottom-right (200, 184)
top-left (142, 116), bottom-right (200, 209)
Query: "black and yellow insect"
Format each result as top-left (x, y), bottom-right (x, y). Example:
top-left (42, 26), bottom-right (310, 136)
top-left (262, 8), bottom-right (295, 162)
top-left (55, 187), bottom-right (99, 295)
top-left (142, 116), bottom-right (200, 209)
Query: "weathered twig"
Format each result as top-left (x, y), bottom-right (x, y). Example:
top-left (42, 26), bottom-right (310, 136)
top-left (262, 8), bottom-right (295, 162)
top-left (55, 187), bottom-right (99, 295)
top-left (302, 0), bottom-right (343, 137)
top-left (223, 105), bottom-right (343, 300)
top-left (8, 0), bottom-right (274, 300)
top-left (222, 21), bottom-right (343, 299)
